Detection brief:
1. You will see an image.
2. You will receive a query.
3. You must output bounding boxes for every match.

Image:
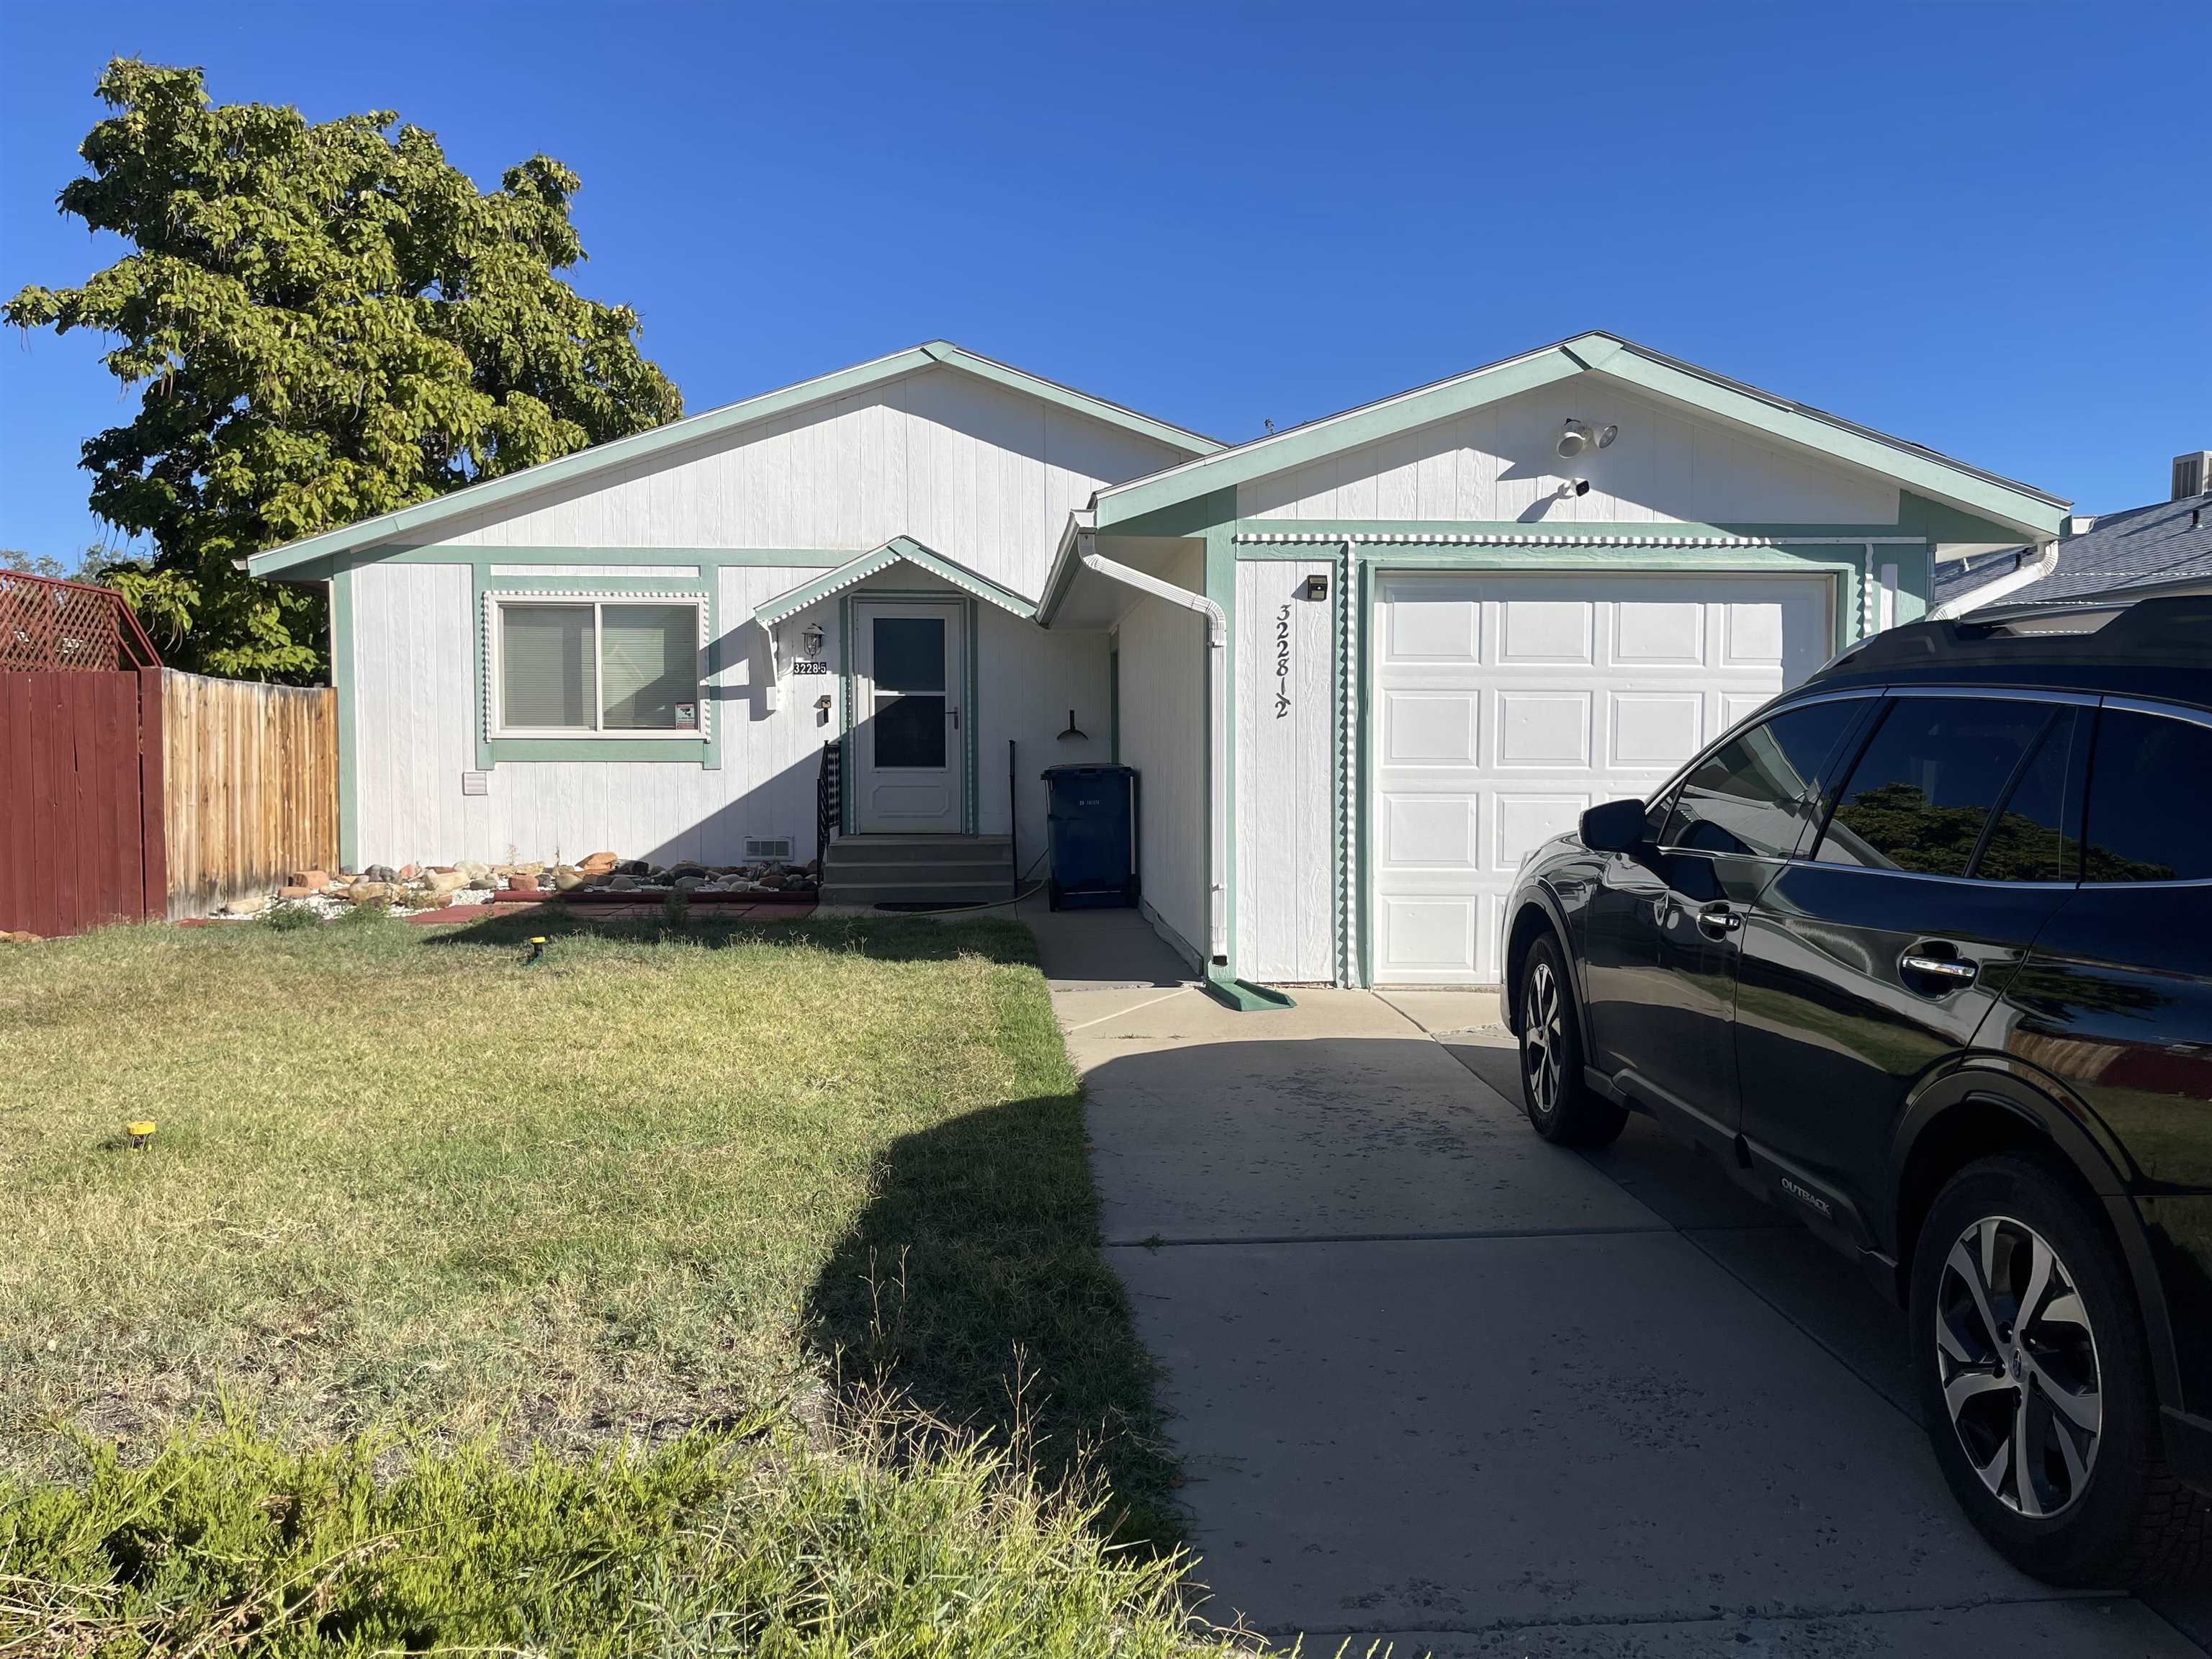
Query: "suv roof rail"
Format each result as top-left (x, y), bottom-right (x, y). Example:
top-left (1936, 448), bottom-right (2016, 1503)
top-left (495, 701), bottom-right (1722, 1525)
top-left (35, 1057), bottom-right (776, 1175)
top-left (1814, 593), bottom-right (2212, 680)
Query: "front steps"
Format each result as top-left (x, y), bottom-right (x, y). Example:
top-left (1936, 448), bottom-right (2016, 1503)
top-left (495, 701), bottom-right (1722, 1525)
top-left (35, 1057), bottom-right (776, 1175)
top-left (820, 835), bottom-right (1015, 908)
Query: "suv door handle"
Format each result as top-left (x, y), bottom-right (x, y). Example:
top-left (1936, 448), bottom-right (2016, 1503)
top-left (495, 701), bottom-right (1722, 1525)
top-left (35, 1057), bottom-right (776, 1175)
top-left (1901, 951), bottom-right (1979, 992)
top-left (1696, 904), bottom-right (1743, 941)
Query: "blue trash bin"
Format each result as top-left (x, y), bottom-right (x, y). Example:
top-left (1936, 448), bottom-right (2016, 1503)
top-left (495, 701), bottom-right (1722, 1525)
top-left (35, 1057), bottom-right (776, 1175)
top-left (1040, 764), bottom-right (1138, 911)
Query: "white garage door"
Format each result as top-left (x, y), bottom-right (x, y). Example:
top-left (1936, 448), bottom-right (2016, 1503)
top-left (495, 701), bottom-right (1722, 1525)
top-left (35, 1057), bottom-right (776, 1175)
top-left (1368, 570), bottom-right (1834, 985)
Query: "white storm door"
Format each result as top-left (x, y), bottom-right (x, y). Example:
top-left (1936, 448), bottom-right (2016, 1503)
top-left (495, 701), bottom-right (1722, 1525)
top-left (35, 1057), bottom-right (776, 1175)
top-left (1368, 571), bottom-right (1832, 986)
top-left (853, 601), bottom-right (965, 832)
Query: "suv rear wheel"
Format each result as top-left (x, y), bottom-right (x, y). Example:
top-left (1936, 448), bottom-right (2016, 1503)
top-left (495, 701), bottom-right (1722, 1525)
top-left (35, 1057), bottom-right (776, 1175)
top-left (1514, 934), bottom-right (1627, 1148)
top-left (1910, 1156), bottom-right (2209, 1583)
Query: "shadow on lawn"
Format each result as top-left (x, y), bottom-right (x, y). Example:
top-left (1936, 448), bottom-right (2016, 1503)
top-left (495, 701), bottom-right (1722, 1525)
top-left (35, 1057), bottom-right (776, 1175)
top-left (418, 904), bottom-right (1177, 1543)
top-left (801, 1089), bottom-right (1178, 1549)
top-left (418, 904), bottom-right (1038, 966)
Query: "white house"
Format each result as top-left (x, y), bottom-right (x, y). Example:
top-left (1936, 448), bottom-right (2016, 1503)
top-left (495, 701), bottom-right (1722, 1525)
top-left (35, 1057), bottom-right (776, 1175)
top-left (246, 333), bottom-right (2068, 993)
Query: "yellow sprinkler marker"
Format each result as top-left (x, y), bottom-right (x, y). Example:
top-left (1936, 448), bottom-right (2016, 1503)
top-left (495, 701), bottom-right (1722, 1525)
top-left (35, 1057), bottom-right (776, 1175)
top-left (125, 1120), bottom-right (157, 1148)
top-left (524, 936), bottom-right (547, 966)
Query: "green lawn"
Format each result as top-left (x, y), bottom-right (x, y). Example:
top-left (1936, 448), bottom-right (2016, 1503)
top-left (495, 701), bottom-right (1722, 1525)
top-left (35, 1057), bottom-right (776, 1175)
top-left (0, 910), bottom-right (1238, 1655)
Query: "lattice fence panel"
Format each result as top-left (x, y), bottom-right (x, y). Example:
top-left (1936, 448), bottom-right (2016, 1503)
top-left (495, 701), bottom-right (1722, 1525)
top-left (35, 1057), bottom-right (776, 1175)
top-left (0, 571), bottom-right (159, 672)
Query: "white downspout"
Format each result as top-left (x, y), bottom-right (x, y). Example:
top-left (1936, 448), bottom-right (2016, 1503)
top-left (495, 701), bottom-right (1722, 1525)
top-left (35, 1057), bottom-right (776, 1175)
top-left (1077, 533), bottom-right (1229, 968)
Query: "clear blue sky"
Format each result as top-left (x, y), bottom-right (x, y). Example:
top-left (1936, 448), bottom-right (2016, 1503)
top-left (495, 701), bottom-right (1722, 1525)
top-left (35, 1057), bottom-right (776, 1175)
top-left (4, 1), bottom-right (2206, 562)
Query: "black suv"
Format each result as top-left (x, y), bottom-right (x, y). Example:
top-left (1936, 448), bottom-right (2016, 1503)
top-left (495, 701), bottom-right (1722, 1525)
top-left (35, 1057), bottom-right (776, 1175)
top-left (1501, 594), bottom-right (2212, 1586)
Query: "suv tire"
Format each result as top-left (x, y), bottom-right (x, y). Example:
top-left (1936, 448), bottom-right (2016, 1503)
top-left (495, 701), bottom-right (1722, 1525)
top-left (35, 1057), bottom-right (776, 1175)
top-left (1514, 933), bottom-right (1627, 1149)
top-left (1909, 1155), bottom-right (2211, 1585)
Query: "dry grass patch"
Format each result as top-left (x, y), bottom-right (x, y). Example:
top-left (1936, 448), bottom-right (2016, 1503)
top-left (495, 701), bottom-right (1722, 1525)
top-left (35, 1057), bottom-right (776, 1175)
top-left (1, 909), bottom-right (1185, 1559)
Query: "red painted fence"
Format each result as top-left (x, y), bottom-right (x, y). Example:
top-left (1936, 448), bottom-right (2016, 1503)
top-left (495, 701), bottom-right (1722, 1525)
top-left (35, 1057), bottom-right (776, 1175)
top-left (0, 668), bottom-right (166, 937)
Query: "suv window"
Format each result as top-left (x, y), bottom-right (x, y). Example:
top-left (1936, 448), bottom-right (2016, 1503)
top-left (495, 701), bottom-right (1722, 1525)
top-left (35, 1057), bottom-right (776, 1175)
top-left (1660, 699), bottom-right (1864, 859)
top-left (1814, 697), bottom-right (2056, 878)
top-left (2084, 706), bottom-right (2212, 883)
top-left (1972, 710), bottom-right (2077, 883)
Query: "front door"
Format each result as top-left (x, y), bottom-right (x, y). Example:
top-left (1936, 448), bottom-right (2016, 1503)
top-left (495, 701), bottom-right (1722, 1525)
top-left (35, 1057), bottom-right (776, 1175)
top-left (852, 601), bottom-right (965, 833)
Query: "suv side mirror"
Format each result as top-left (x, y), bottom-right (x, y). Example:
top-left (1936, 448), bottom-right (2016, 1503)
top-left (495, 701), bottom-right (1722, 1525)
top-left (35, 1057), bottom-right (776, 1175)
top-left (1581, 796), bottom-right (1650, 854)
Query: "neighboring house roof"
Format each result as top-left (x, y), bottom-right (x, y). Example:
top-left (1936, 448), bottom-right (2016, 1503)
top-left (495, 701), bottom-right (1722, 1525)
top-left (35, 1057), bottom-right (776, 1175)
top-left (752, 536), bottom-right (1035, 627)
top-left (1934, 544), bottom-right (2035, 606)
top-left (1941, 492), bottom-right (2212, 612)
top-left (1089, 331), bottom-right (2068, 540)
top-left (246, 341), bottom-right (1223, 580)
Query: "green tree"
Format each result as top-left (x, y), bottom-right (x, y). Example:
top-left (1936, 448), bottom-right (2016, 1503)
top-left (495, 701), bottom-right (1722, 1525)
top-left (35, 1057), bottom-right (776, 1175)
top-left (7, 60), bottom-right (683, 680)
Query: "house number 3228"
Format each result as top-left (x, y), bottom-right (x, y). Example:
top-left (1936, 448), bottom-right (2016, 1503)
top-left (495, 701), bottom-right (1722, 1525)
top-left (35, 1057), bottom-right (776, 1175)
top-left (1274, 604), bottom-right (1292, 719)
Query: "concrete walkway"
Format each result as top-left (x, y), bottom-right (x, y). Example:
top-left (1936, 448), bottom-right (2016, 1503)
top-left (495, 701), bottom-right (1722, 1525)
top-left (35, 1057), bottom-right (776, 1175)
top-left (1035, 919), bottom-right (2207, 1656)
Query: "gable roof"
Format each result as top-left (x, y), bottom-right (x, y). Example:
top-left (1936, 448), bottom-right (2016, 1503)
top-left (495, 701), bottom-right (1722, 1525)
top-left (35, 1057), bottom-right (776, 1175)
top-left (1945, 490), bottom-right (2212, 611)
top-left (1089, 331), bottom-right (2069, 539)
top-left (246, 341), bottom-right (1222, 580)
top-left (751, 536), bottom-right (1035, 628)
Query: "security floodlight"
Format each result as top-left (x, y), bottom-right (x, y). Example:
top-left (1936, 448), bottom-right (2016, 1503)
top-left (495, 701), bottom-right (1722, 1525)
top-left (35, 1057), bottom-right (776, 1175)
top-left (1555, 420), bottom-right (1594, 460)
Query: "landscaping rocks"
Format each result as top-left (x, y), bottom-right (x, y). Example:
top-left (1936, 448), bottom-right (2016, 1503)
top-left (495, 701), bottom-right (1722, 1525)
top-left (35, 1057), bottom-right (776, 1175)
top-left (552, 866), bottom-right (586, 892)
top-left (278, 886), bottom-right (315, 901)
top-left (504, 873), bottom-right (540, 895)
top-left (364, 864), bottom-right (398, 884)
top-left (346, 881), bottom-right (394, 904)
top-left (421, 870), bottom-right (467, 895)
top-left (1, 930), bottom-right (40, 944)
top-left (289, 870), bottom-right (331, 890)
top-left (220, 897), bottom-right (267, 918)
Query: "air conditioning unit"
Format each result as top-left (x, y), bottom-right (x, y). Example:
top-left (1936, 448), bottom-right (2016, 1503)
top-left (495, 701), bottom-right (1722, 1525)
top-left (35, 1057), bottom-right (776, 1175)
top-left (745, 836), bottom-right (794, 861)
top-left (2175, 451), bottom-right (2211, 502)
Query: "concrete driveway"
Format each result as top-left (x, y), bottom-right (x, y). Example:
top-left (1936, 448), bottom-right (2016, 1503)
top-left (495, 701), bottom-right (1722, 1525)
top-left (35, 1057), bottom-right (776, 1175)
top-left (1039, 927), bottom-right (2209, 1656)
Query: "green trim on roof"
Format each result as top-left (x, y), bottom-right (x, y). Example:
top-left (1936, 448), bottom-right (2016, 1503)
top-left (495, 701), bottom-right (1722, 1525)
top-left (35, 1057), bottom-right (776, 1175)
top-left (1581, 339), bottom-right (2065, 539)
top-left (752, 536), bottom-right (1035, 630)
top-left (917, 342), bottom-right (1222, 457)
top-left (1092, 331), bottom-right (2067, 541)
top-left (1094, 346), bottom-right (1581, 529)
top-left (246, 343), bottom-right (1215, 580)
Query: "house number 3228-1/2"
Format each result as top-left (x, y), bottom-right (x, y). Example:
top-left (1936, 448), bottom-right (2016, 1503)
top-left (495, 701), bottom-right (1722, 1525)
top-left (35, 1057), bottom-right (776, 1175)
top-left (1274, 604), bottom-right (1292, 719)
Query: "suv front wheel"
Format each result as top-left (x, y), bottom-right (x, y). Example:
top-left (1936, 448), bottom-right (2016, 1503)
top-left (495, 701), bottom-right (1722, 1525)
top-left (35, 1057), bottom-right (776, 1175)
top-left (1514, 933), bottom-right (1627, 1148)
top-left (1910, 1156), bottom-right (2208, 1583)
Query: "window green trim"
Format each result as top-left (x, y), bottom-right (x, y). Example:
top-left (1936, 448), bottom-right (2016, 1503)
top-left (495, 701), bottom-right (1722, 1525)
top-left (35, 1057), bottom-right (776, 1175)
top-left (469, 567), bottom-right (719, 770)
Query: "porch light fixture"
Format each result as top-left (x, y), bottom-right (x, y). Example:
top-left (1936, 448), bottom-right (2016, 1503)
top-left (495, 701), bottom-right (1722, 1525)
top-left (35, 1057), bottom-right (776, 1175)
top-left (801, 621), bottom-right (825, 657)
top-left (1303, 572), bottom-right (1328, 601)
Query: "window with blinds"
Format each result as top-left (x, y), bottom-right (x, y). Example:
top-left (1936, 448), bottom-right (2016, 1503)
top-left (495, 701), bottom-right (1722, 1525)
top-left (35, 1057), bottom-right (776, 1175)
top-left (494, 598), bottom-right (703, 735)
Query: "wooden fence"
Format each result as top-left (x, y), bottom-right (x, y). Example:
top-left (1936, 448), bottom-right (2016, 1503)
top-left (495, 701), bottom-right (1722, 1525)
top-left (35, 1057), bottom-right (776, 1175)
top-left (159, 671), bottom-right (339, 920)
top-left (0, 669), bottom-right (165, 938)
top-left (0, 667), bottom-right (338, 935)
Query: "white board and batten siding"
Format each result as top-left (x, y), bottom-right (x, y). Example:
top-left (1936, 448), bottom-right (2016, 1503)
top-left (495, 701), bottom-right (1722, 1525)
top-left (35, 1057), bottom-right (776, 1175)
top-left (350, 563), bottom-right (1109, 870)
top-left (1367, 572), bottom-right (1833, 986)
top-left (1111, 547), bottom-right (1209, 966)
top-left (1238, 381), bottom-right (1899, 527)
top-left (351, 563), bottom-right (829, 868)
top-left (422, 364), bottom-right (1187, 601)
top-left (1233, 559), bottom-right (1336, 983)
